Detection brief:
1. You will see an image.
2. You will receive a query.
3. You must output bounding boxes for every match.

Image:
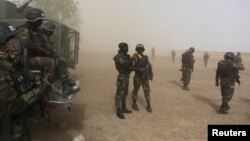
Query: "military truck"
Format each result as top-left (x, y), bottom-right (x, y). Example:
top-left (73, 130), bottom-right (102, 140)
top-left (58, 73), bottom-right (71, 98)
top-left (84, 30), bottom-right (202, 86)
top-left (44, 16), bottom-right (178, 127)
top-left (0, 0), bottom-right (80, 69)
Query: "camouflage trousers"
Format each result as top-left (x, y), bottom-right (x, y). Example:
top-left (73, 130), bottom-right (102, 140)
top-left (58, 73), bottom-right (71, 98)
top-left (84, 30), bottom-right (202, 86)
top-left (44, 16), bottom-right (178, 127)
top-left (132, 75), bottom-right (151, 105)
top-left (0, 70), bottom-right (40, 141)
top-left (220, 79), bottom-right (234, 103)
top-left (27, 57), bottom-right (54, 81)
top-left (181, 67), bottom-right (192, 87)
top-left (115, 74), bottom-right (129, 109)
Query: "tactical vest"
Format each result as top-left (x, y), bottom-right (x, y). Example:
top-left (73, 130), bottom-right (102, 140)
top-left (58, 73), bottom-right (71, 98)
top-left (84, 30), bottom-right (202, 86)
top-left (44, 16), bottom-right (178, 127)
top-left (218, 60), bottom-right (235, 80)
top-left (113, 53), bottom-right (131, 75)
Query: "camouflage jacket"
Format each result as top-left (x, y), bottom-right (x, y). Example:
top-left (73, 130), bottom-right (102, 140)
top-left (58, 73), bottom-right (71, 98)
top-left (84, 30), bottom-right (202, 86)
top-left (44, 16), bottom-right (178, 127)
top-left (216, 59), bottom-right (240, 83)
top-left (113, 52), bottom-right (132, 76)
top-left (132, 53), bottom-right (153, 80)
top-left (17, 23), bottom-right (51, 58)
top-left (182, 51), bottom-right (194, 69)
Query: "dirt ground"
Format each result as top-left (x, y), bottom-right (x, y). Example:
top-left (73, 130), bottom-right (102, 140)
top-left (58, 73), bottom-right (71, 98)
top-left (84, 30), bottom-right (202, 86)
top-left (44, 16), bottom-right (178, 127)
top-left (31, 50), bottom-right (250, 141)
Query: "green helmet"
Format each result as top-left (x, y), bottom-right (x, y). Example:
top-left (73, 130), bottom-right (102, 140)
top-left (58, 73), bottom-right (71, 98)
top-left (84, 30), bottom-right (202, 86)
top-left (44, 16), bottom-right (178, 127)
top-left (0, 22), bottom-right (17, 44)
top-left (25, 8), bottom-right (45, 22)
top-left (224, 52), bottom-right (235, 60)
top-left (135, 44), bottom-right (145, 51)
top-left (43, 21), bottom-right (56, 32)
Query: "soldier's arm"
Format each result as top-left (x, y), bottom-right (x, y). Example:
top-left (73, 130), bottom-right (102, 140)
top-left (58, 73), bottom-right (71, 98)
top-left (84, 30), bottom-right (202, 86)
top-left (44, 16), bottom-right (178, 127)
top-left (215, 63), bottom-right (221, 86)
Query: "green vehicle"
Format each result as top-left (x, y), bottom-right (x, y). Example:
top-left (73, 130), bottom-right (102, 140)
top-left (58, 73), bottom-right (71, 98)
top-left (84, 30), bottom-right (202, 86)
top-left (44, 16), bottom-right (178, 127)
top-left (0, 0), bottom-right (80, 69)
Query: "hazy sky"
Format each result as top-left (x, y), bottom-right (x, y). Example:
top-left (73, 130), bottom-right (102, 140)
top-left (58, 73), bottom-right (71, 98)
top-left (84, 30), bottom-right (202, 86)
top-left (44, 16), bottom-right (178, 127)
top-left (79, 0), bottom-right (250, 52)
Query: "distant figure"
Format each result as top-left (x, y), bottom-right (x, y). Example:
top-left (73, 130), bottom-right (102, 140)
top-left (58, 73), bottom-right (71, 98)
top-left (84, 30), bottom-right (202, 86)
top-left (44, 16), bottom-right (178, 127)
top-left (203, 52), bottom-right (209, 67)
top-left (180, 47), bottom-right (195, 91)
top-left (151, 47), bottom-right (155, 60)
top-left (234, 52), bottom-right (245, 71)
top-left (171, 50), bottom-right (176, 63)
top-left (215, 52), bottom-right (240, 114)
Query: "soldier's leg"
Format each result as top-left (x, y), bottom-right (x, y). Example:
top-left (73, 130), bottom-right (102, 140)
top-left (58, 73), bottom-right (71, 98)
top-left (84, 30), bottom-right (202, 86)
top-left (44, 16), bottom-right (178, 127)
top-left (142, 80), bottom-right (152, 112)
top-left (182, 69), bottom-right (191, 90)
top-left (132, 77), bottom-right (141, 111)
top-left (219, 80), bottom-right (234, 114)
top-left (121, 78), bottom-right (132, 113)
top-left (115, 78), bottom-right (125, 119)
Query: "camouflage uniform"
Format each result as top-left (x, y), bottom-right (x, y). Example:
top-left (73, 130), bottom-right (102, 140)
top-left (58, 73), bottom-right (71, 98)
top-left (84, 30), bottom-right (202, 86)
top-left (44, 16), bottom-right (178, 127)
top-left (113, 42), bottom-right (132, 119)
top-left (181, 48), bottom-right (195, 91)
top-left (216, 52), bottom-right (240, 114)
top-left (16, 24), bottom-right (54, 81)
top-left (132, 44), bottom-right (153, 112)
top-left (41, 21), bottom-right (78, 95)
top-left (0, 23), bottom-right (41, 141)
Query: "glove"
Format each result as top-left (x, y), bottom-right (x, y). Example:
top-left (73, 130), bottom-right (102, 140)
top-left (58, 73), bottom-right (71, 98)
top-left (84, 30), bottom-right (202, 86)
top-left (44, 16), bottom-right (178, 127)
top-left (215, 81), bottom-right (219, 87)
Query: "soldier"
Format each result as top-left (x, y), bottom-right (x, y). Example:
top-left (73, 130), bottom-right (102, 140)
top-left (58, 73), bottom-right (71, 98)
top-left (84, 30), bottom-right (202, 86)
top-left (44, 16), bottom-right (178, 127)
top-left (203, 52), bottom-right (209, 67)
top-left (171, 50), bottom-right (176, 63)
top-left (113, 42), bottom-right (132, 119)
top-left (234, 52), bottom-right (245, 71)
top-left (0, 22), bottom-right (42, 141)
top-left (151, 47), bottom-right (155, 60)
top-left (131, 44), bottom-right (153, 113)
top-left (16, 8), bottom-right (75, 95)
top-left (41, 21), bottom-right (79, 92)
top-left (181, 47), bottom-right (195, 91)
top-left (215, 52), bottom-right (240, 114)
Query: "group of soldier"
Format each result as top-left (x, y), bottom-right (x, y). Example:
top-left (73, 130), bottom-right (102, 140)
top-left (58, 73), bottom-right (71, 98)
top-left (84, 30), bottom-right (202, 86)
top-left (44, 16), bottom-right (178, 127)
top-left (0, 8), bottom-right (79, 141)
top-left (113, 43), bottom-right (153, 119)
top-left (180, 47), bottom-right (244, 114)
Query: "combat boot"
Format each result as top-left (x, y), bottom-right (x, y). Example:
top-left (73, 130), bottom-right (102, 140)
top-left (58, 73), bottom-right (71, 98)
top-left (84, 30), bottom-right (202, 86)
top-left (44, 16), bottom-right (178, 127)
top-left (132, 103), bottom-right (139, 111)
top-left (225, 103), bottom-right (230, 110)
top-left (183, 85), bottom-right (190, 91)
top-left (218, 103), bottom-right (228, 114)
top-left (116, 108), bottom-right (125, 119)
top-left (146, 104), bottom-right (152, 113)
top-left (122, 103), bottom-right (132, 114)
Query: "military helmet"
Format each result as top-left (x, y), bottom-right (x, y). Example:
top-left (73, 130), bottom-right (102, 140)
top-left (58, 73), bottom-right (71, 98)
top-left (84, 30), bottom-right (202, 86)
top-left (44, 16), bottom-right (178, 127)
top-left (224, 52), bottom-right (235, 60)
top-left (43, 21), bottom-right (56, 32)
top-left (25, 8), bottom-right (45, 22)
top-left (118, 42), bottom-right (128, 50)
top-left (135, 44), bottom-right (145, 51)
top-left (0, 22), bottom-right (17, 44)
top-left (189, 47), bottom-right (195, 53)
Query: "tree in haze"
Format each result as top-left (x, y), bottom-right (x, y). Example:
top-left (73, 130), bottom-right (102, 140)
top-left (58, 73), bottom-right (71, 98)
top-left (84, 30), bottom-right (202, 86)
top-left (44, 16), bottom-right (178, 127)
top-left (8, 0), bottom-right (82, 29)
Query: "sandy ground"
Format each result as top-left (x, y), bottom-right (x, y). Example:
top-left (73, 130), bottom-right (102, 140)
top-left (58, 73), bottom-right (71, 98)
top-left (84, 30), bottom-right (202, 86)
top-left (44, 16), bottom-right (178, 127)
top-left (30, 51), bottom-right (250, 141)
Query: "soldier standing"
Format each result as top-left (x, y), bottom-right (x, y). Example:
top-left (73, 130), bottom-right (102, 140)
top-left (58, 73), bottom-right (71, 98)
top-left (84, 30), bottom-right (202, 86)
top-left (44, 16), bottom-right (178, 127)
top-left (235, 52), bottom-right (245, 71)
top-left (181, 47), bottom-right (195, 91)
top-left (113, 42), bottom-right (132, 119)
top-left (203, 52), bottom-right (209, 67)
top-left (151, 47), bottom-right (155, 60)
top-left (131, 44), bottom-right (153, 113)
top-left (215, 52), bottom-right (240, 114)
top-left (171, 50), bottom-right (176, 63)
